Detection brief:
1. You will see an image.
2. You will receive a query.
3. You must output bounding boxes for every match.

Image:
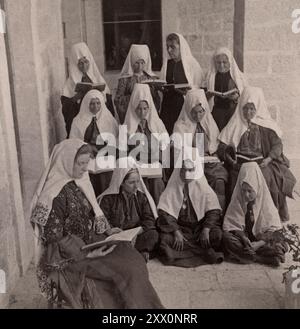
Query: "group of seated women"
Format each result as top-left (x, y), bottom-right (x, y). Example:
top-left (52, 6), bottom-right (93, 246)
top-left (30, 32), bottom-right (296, 308)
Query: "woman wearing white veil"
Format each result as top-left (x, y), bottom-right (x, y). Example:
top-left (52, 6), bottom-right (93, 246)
top-left (205, 47), bottom-right (248, 131)
top-left (114, 44), bottom-right (160, 123)
top-left (222, 162), bottom-right (287, 266)
top-left (217, 86), bottom-right (296, 222)
top-left (30, 139), bottom-right (163, 308)
top-left (173, 89), bottom-right (228, 210)
top-left (98, 157), bottom-right (160, 262)
top-left (61, 42), bottom-right (113, 137)
top-left (159, 33), bottom-right (204, 135)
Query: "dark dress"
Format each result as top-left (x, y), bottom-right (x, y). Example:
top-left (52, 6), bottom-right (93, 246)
top-left (37, 181), bottom-right (163, 309)
top-left (218, 125), bottom-right (296, 222)
top-left (100, 190), bottom-right (160, 255)
top-left (212, 72), bottom-right (238, 131)
top-left (128, 120), bottom-right (165, 205)
top-left (83, 116), bottom-right (113, 197)
top-left (160, 59), bottom-right (188, 135)
top-left (157, 186), bottom-right (224, 268)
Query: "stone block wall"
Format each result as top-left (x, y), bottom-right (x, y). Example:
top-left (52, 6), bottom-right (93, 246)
top-left (243, 0), bottom-right (300, 158)
top-left (0, 0), bottom-right (65, 307)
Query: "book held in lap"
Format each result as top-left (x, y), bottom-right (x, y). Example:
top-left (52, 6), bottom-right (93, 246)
top-left (75, 82), bottom-right (106, 94)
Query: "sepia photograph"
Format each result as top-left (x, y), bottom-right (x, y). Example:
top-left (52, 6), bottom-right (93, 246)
top-left (0, 0), bottom-right (300, 315)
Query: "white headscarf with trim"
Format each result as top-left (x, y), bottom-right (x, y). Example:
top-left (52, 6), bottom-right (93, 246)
top-left (205, 47), bottom-right (248, 110)
top-left (62, 42), bottom-right (110, 98)
top-left (218, 86), bottom-right (283, 148)
top-left (173, 89), bottom-right (220, 154)
top-left (160, 33), bottom-right (204, 88)
top-left (69, 90), bottom-right (118, 140)
top-left (123, 83), bottom-right (169, 148)
top-left (30, 139), bottom-right (105, 261)
top-left (223, 162), bottom-right (282, 237)
top-left (97, 157), bottom-right (158, 218)
top-left (119, 44), bottom-right (155, 79)
top-left (157, 149), bottom-right (221, 220)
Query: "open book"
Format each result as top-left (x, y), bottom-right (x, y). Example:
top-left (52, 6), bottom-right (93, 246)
top-left (81, 227), bottom-right (142, 251)
top-left (204, 156), bottom-right (221, 163)
top-left (236, 154), bottom-right (264, 163)
top-left (75, 82), bottom-right (106, 94)
top-left (208, 88), bottom-right (238, 98)
top-left (87, 156), bottom-right (115, 174)
top-left (138, 162), bottom-right (163, 178)
top-left (141, 79), bottom-right (167, 87)
top-left (163, 83), bottom-right (192, 91)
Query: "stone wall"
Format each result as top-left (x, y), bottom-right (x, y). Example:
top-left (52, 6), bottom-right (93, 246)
top-left (243, 0), bottom-right (300, 159)
top-left (0, 33), bottom-right (26, 308)
top-left (0, 0), bottom-right (65, 307)
top-left (62, 0), bottom-right (235, 93)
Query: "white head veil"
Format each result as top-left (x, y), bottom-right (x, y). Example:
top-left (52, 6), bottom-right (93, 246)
top-left (160, 33), bottom-right (204, 88)
top-left (69, 89), bottom-right (118, 141)
top-left (205, 47), bottom-right (248, 110)
top-left (219, 86), bottom-right (283, 148)
top-left (173, 89), bottom-right (220, 154)
top-left (119, 44), bottom-right (155, 79)
top-left (63, 42), bottom-right (110, 98)
top-left (223, 162), bottom-right (282, 237)
top-left (97, 156), bottom-right (158, 218)
top-left (123, 83), bottom-right (169, 148)
top-left (158, 148), bottom-right (221, 220)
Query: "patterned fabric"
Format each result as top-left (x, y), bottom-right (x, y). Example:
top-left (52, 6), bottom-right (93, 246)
top-left (237, 123), bottom-right (262, 157)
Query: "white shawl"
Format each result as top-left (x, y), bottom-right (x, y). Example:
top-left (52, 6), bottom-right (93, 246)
top-left (223, 162), bottom-right (282, 237)
top-left (119, 44), bottom-right (155, 79)
top-left (218, 86), bottom-right (283, 148)
top-left (160, 33), bottom-right (204, 88)
top-left (205, 47), bottom-right (248, 110)
top-left (97, 157), bottom-right (158, 218)
top-left (173, 89), bottom-right (220, 154)
top-left (62, 42), bottom-right (110, 98)
top-left (69, 90), bottom-right (119, 141)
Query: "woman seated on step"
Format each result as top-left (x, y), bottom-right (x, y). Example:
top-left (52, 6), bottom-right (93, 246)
top-left (222, 162), bottom-right (288, 267)
top-left (98, 157), bottom-right (160, 263)
top-left (69, 89), bottom-right (119, 197)
top-left (156, 149), bottom-right (224, 267)
top-left (123, 83), bottom-right (169, 205)
top-left (217, 86), bottom-right (296, 222)
top-left (173, 88), bottom-right (228, 211)
top-left (30, 139), bottom-right (163, 309)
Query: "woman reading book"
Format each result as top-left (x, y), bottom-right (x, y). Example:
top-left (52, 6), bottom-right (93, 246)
top-left (218, 86), bottom-right (296, 222)
top-left (123, 83), bottom-right (169, 204)
top-left (157, 150), bottom-right (224, 267)
top-left (159, 33), bottom-right (204, 135)
top-left (98, 157), bottom-right (160, 263)
top-left (205, 47), bottom-right (248, 131)
top-left (61, 42), bottom-right (113, 137)
top-left (30, 139), bottom-right (163, 309)
top-left (69, 89), bottom-right (118, 196)
top-left (114, 44), bottom-right (160, 124)
top-left (173, 89), bottom-right (228, 211)
top-left (222, 162), bottom-right (287, 266)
